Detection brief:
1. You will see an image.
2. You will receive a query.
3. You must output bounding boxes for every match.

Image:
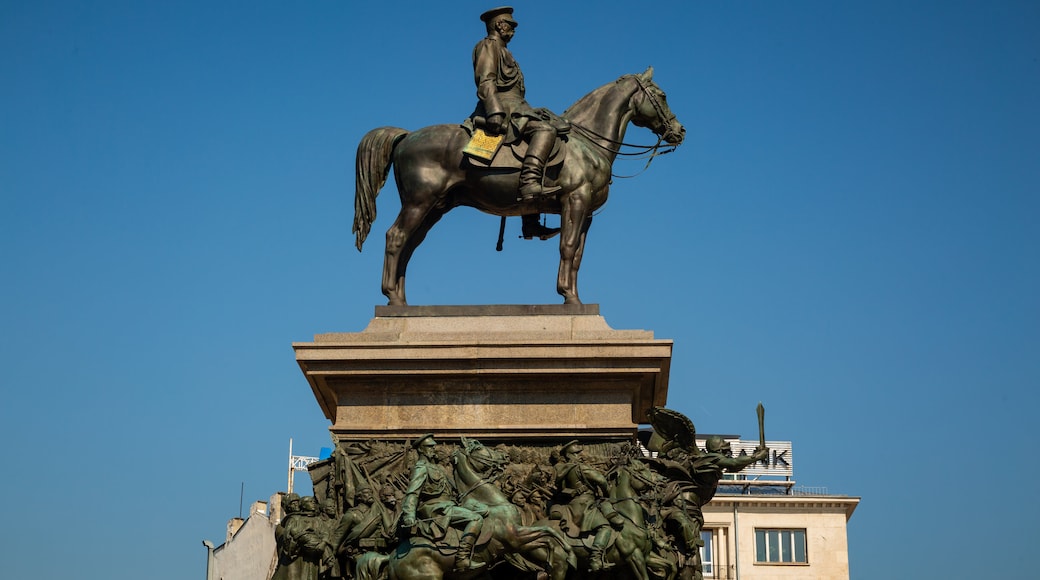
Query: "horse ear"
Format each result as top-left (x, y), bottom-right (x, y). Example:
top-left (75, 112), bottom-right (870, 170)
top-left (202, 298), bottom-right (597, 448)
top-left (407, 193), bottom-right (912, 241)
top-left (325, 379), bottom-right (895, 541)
top-left (641, 66), bottom-right (654, 81)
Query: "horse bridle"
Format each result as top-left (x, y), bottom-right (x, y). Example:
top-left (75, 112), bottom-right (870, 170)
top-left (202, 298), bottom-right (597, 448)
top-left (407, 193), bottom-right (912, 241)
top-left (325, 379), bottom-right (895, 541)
top-left (632, 74), bottom-right (680, 144)
top-left (455, 447), bottom-right (505, 500)
top-left (570, 75), bottom-right (680, 178)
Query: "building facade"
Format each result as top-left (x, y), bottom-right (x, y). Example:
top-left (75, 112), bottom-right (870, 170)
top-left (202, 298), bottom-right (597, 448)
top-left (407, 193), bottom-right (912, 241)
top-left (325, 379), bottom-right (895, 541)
top-left (701, 493), bottom-right (858, 580)
top-left (205, 498), bottom-right (280, 580)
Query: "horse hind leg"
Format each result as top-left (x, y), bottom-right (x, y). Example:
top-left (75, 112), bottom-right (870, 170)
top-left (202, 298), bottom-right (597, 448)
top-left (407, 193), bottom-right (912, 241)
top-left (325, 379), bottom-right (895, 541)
top-left (382, 212), bottom-right (410, 306)
top-left (394, 205), bottom-right (448, 304)
top-left (398, 205), bottom-right (447, 291)
top-left (382, 204), bottom-right (449, 306)
top-left (382, 203), bottom-right (445, 306)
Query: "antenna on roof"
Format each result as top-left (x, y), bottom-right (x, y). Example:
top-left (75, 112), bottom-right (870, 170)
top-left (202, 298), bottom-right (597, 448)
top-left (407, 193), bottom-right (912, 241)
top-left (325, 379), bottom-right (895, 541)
top-left (287, 438), bottom-right (320, 494)
top-left (288, 438), bottom-right (295, 494)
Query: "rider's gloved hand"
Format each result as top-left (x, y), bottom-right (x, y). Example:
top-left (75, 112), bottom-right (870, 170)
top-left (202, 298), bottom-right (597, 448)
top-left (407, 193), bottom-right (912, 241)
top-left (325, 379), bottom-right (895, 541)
top-left (484, 113), bottom-right (506, 135)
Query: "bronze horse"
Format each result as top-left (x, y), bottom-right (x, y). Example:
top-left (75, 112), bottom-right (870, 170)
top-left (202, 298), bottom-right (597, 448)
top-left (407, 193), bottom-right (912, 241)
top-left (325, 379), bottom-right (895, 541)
top-left (353, 67), bottom-right (685, 305)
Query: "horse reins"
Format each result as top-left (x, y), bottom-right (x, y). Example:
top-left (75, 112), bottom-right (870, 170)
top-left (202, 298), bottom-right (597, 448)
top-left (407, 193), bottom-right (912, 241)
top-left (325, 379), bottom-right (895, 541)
top-left (570, 74), bottom-right (679, 178)
top-left (497, 75), bottom-right (680, 248)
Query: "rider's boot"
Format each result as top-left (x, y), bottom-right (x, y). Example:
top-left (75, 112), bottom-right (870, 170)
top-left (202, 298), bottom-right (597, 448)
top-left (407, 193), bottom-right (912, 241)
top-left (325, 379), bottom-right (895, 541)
top-left (518, 129), bottom-right (562, 202)
top-left (521, 214), bottom-right (560, 240)
top-left (600, 500), bottom-right (626, 530)
top-left (588, 526), bottom-right (614, 572)
top-left (454, 532), bottom-right (486, 572)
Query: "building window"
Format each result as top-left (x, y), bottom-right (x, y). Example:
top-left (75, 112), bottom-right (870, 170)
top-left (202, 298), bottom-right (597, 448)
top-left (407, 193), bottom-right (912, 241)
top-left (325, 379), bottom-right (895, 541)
top-left (755, 529), bottom-right (807, 564)
top-left (700, 530), bottom-right (715, 576)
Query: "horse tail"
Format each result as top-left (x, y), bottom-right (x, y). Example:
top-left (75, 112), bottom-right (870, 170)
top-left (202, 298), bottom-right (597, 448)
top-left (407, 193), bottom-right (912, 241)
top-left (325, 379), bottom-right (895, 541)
top-left (355, 550), bottom-right (389, 580)
top-left (353, 126), bottom-right (409, 251)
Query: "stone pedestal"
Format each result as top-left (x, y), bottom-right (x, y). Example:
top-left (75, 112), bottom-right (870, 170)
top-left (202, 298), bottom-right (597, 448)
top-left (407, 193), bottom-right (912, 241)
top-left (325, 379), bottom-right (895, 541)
top-left (293, 305), bottom-right (672, 442)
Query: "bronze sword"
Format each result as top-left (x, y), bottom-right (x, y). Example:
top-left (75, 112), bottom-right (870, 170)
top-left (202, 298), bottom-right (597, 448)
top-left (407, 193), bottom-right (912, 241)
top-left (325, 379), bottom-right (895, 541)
top-left (756, 402), bottom-right (766, 452)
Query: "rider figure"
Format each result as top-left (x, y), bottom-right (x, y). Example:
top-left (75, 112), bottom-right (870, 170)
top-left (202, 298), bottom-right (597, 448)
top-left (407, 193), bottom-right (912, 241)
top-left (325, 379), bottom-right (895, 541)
top-left (551, 440), bottom-right (625, 572)
top-left (400, 434), bottom-right (486, 572)
top-left (473, 6), bottom-right (561, 240)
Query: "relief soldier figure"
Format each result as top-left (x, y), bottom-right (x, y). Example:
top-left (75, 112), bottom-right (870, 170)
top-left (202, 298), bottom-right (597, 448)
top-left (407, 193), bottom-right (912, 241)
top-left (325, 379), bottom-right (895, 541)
top-left (648, 405), bottom-right (770, 580)
top-left (550, 440), bottom-right (625, 572)
top-left (327, 486), bottom-right (397, 578)
top-left (400, 434), bottom-right (487, 572)
top-left (273, 496), bottom-right (335, 580)
top-left (377, 484), bottom-right (401, 531)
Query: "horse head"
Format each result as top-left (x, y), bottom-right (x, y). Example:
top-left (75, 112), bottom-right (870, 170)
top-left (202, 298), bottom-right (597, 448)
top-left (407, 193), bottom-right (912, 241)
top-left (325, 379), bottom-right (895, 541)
top-left (630, 66), bottom-right (686, 146)
top-left (456, 437), bottom-right (506, 483)
top-left (609, 452), bottom-right (660, 501)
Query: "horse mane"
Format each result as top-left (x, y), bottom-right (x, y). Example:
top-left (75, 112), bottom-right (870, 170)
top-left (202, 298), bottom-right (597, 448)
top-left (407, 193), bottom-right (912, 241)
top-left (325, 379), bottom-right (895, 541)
top-left (562, 74), bottom-right (636, 126)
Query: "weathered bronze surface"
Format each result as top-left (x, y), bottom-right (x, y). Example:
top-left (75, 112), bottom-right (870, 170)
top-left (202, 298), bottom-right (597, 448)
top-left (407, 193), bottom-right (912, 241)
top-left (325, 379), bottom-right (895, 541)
top-left (271, 407), bottom-right (768, 580)
top-left (272, 494), bottom-right (327, 580)
top-left (353, 6), bottom-right (684, 306)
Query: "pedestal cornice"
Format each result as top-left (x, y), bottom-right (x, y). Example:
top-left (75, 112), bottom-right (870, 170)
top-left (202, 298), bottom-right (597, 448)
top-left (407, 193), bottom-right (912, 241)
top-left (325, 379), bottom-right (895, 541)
top-left (294, 305), bottom-right (672, 441)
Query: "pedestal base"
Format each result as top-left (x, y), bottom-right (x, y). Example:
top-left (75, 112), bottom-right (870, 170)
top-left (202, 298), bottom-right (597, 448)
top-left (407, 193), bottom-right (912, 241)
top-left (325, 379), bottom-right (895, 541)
top-left (293, 305), bottom-right (672, 442)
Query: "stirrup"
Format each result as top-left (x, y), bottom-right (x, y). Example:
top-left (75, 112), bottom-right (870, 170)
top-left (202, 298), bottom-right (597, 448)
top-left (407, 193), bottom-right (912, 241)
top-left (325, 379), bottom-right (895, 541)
top-left (521, 221), bottom-right (560, 241)
top-left (517, 183), bottom-right (562, 202)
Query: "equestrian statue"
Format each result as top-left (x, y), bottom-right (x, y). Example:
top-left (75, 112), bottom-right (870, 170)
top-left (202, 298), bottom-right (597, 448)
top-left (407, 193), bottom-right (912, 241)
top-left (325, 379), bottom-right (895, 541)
top-left (353, 6), bottom-right (685, 306)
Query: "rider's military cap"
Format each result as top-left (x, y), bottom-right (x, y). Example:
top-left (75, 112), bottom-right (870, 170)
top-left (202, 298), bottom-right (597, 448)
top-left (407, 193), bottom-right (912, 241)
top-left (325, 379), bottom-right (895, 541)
top-left (480, 6), bottom-right (518, 27)
top-left (412, 434), bottom-right (437, 449)
top-left (560, 440), bottom-right (582, 455)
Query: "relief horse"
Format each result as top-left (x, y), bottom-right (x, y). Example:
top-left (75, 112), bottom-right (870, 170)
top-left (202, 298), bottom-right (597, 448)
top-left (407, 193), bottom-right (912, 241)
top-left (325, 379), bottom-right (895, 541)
top-left (357, 440), bottom-right (573, 580)
top-left (353, 67), bottom-right (685, 305)
top-left (607, 456), bottom-right (677, 580)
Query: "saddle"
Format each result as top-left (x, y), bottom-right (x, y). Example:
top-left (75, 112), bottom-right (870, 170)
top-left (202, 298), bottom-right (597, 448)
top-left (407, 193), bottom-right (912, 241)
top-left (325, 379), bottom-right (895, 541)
top-left (548, 503), bottom-right (619, 542)
top-left (553, 519), bottom-right (620, 556)
top-left (461, 114), bottom-right (568, 170)
top-left (404, 526), bottom-right (493, 559)
top-left (406, 527), bottom-right (459, 556)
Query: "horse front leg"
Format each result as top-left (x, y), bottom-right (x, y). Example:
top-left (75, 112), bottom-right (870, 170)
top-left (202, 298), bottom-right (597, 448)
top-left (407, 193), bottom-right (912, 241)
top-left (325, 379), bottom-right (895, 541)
top-left (513, 527), bottom-right (573, 580)
top-left (571, 216), bottom-right (592, 294)
top-left (627, 550), bottom-right (651, 580)
top-left (557, 191), bottom-right (591, 304)
top-left (523, 544), bottom-right (571, 580)
top-left (614, 532), bottom-right (651, 580)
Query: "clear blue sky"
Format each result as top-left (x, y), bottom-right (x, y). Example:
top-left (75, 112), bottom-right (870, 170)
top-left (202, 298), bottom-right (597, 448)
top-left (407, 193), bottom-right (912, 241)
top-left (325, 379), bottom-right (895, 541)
top-left (2, 1), bottom-right (1037, 578)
